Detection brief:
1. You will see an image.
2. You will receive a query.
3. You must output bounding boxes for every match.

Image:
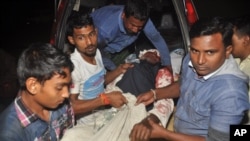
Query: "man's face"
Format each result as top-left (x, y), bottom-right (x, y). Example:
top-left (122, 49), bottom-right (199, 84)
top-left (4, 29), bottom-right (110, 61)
top-left (68, 25), bottom-right (98, 57)
top-left (140, 51), bottom-right (160, 64)
top-left (190, 33), bottom-right (232, 76)
top-left (232, 28), bottom-right (246, 59)
top-left (122, 13), bottom-right (146, 35)
top-left (35, 68), bottom-right (72, 109)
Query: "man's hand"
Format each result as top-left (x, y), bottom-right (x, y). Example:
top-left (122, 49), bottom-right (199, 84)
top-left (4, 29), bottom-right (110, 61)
top-left (147, 118), bottom-right (166, 139)
top-left (106, 91), bottom-right (128, 108)
top-left (117, 63), bottom-right (134, 74)
top-left (130, 114), bottom-right (161, 141)
top-left (129, 117), bottom-right (152, 141)
top-left (105, 63), bottom-right (134, 85)
top-left (135, 91), bottom-right (155, 106)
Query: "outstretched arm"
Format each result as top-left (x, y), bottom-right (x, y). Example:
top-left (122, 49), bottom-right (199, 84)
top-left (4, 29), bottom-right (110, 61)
top-left (143, 19), bottom-right (171, 67)
top-left (104, 63), bottom-right (134, 85)
top-left (70, 92), bottom-right (127, 115)
top-left (135, 81), bottom-right (180, 106)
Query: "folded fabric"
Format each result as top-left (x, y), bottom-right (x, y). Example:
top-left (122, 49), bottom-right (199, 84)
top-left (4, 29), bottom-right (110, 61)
top-left (61, 93), bottom-right (147, 141)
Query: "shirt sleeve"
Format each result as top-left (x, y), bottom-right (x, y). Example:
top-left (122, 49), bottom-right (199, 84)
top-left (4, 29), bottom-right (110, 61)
top-left (70, 60), bottom-right (81, 94)
top-left (96, 24), bottom-right (118, 70)
top-left (143, 19), bottom-right (171, 66)
top-left (148, 98), bottom-right (174, 128)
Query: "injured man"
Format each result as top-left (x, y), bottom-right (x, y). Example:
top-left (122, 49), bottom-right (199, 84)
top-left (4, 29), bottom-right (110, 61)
top-left (61, 49), bottom-right (184, 141)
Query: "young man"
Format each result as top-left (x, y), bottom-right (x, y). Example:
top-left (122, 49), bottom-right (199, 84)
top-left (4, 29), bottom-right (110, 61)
top-left (232, 15), bottom-right (250, 125)
top-left (65, 12), bottom-right (132, 127)
top-left (90, 0), bottom-right (172, 71)
top-left (130, 17), bottom-right (250, 141)
top-left (0, 43), bottom-right (75, 141)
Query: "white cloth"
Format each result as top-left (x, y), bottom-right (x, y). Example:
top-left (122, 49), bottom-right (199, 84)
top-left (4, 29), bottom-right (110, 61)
top-left (61, 92), bottom-right (147, 141)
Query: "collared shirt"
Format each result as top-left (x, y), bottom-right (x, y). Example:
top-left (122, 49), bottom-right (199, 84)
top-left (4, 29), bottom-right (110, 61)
top-left (188, 61), bottom-right (219, 80)
top-left (174, 54), bottom-right (249, 138)
top-left (91, 5), bottom-right (171, 68)
top-left (0, 95), bottom-right (75, 141)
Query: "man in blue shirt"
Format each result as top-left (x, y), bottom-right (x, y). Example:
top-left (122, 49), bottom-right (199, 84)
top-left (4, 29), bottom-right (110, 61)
top-left (130, 17), bottom-right (250, 141)
top-left (91, 0), bottom-right (172, 71)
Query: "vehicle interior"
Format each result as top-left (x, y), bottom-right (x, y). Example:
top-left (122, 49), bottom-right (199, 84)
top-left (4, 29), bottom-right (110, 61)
top-left (51, 0), bottom-right (250, 66)
top-left (52, 0), bottom-right (185, 133)
top-left (60, 0), bottom-right (186, 66)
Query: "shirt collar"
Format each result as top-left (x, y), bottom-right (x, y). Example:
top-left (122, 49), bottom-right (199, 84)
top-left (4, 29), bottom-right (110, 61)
top-left (118, 12), bottom-right (126, 33)
top-left (188, 61), bottom-right (219, 80)
top-left (15, 93), bottom-right (38, 127)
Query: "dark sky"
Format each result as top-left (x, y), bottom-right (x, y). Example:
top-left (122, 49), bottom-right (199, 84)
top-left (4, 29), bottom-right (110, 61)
top-left (1, 0), bottom-right (54, 28)
top-left (1, 0), bottom-right (55, 57)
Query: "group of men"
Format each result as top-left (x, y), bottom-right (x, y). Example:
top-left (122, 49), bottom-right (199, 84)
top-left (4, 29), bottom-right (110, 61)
top-left (0, 0), bottom-right (249, 141)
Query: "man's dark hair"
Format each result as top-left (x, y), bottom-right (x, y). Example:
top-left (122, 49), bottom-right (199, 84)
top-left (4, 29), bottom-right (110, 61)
top-left (66, 12), bottom-right (94, 37)
top-left (124, 0), bottom-right (150, 21)
top-left (189, 17), bottom-right (234, 48)
top-left (17, 42), bottom-right (74, 90)
top-left (233, 15), bottom-right (250, 37)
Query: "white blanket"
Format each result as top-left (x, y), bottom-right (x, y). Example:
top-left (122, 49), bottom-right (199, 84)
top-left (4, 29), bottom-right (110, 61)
top-left (61, 92), bottom-right (147, 141)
